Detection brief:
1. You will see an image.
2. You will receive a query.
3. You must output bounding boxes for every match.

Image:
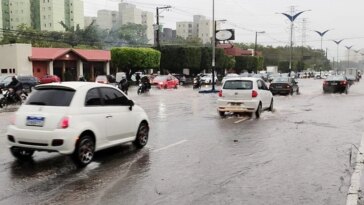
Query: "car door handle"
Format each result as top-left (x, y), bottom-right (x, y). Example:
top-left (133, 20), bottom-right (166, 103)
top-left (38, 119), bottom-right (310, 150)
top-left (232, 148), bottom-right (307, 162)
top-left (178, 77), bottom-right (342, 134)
top-left (106, 115), bottom-right (113, 118)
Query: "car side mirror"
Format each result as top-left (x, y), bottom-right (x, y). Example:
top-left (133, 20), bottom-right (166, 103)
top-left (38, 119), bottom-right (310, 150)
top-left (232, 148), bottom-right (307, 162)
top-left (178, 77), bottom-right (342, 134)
top-left (128, 100), bottom-right (134, 111)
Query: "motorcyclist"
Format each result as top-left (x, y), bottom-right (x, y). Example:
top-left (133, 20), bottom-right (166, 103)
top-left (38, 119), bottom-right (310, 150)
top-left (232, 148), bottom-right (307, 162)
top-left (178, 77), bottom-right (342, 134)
top-left (79, 75), bottom-right (87, 82)
top-left (6, 76), bottom-right (23, 101)
top-left (193, 74), bottom-right (201, 89)
top-left (118, 76), bottom-right (129, 95)
top-left (140, 76), bottom-right (151, 90)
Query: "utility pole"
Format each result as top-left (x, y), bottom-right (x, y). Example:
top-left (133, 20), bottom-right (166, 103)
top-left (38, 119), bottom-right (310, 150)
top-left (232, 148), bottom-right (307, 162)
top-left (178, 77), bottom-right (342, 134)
top-left (155, 5), bottom-right (171, 74)
top-left (155, 6), bottom-right (171, 50)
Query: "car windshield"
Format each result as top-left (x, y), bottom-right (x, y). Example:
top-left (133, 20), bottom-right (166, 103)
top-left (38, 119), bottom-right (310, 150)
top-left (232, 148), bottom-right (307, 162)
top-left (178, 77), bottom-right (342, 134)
top-left (272, 77), bottom-right (289, 83)
top-left (96, 76), bottom-right (107, 81)
top-left (26, 88), bottom-right (75, 106)
top-left (223, 80), bottom-right (252, 90)
top-left (326, 75), bottom-right (345, 81)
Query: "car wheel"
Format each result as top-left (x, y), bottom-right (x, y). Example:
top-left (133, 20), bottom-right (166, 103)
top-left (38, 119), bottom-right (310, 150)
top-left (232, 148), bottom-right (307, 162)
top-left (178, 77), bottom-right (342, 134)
top-left (10, 147), bottom-right (34, 160)
top-left (72, 135), bottom-right (95, 167)
top-left (268, 99), bottom-right (274, 112)
top-left (164, 85), bottom-right (168, 89)
top-left (219, 111), bottom-right (225, 118)
top-left (255, 103), bottom-right (262, 118)
top-left (133, 122), bottom-right (149, 148)
top-left (174, 84), bottom-right (178, 89)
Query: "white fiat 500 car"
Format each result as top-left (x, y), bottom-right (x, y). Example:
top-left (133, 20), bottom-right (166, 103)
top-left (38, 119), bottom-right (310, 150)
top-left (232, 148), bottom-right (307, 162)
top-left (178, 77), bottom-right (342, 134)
top-left (6, 82), bottom-right (149, 167)
top-left (217, 77), bottom-right (273, 118)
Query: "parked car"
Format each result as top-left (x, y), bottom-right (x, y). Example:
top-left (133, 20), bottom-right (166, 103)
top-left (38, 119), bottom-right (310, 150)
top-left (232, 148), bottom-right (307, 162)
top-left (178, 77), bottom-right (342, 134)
top-left (323, 75), bottom-right (349, 94)
top-left (217, 77), bottom-right (273, 118)
top-left (6, 82), bottom-right (150, 167)
top-left (200, 73), bottom-right (218, 84)
top-left (152, 75), bottom-right (179, 89)
top-left (39, 75), bottom-right (61, 84)
top-left (221, 73), bottom-right (239, 85)
top-left (269, 77), bottom-right (299, 95)
top-left (17, 76), bottom-right (39, 93)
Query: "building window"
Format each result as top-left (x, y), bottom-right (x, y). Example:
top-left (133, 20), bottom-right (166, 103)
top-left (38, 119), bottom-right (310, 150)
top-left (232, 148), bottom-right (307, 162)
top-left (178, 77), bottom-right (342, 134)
top-left (1, 69), bottom-right (8, 74)
top-left (43, 15), bottom-right (46, 19)
top-left (44, 24), bottom-right (46, 27)
top-left (49, 23), bottom-right (51, 27)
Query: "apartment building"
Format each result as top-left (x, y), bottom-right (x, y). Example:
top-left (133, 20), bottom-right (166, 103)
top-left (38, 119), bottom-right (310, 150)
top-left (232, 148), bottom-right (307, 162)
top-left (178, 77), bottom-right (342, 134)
top-left (1, 0), bottom-right (84, 32)
top-left (84, 16), bottom-right (96, 27)
top-left (87, 1), bottom-right (155, 44)
top-left (96, 10), bottom-right (118, 30)
top-left (176, 22), bottom-right (193, 39)
top-left (142, 11), bottom-right (154, 44)
top-left (176, 15), bottom-right (212, 44)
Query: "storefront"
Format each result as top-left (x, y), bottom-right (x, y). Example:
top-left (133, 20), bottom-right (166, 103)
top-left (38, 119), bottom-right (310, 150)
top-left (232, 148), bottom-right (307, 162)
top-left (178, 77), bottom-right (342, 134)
top-left (29, 47), bottom-right (111, 81)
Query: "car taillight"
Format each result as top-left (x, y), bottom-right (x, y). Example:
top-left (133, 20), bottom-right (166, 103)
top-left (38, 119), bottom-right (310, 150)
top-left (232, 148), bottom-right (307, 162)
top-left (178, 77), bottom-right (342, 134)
top-left (286, 85), bottom-right (290, 88)
top-left (252, 90), bottom-right (258, 98)
top-left (59, 117), bottom-right (69, 129)
top-left (340, 81), bottom-right (347, 85)
top-left (218, 90), bottom-right (222, 97)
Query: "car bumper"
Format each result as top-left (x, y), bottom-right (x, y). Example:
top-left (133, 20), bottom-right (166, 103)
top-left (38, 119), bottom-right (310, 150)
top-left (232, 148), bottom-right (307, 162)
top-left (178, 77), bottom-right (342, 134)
top-left (6, 125), bottom-right (79, 154)
top-left (270, 88), bottom-right (291, 94)
top-left (217, 99), bottom-right (258, 113)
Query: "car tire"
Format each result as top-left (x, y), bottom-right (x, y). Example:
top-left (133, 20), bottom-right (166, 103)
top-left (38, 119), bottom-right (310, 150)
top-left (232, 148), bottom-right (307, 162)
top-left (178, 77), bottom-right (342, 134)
top-left (174, 84), bottom-right (178, 89)
top-left (133, 122), bottom-right (149, 149)
top-left (219, 111), bottom-right (225, 118)
top-left (255, 103), bottom-right (262, 118)
top-left (164, 85), bottom-right (168, 89)
top-left (268, 99), bottom-right (274, 112)
top-left (72, 135), bottom-right (95, 167)
top-left (10, 147), bottom-right (34, 160)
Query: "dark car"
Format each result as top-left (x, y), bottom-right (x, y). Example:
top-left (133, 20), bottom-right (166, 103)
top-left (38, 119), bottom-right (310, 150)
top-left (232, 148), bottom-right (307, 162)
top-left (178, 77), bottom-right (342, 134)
top-left (269, 77), bottom-right (299, 95)
top-left (17, 76), bottom-right (39, 93)
top-left (323, 75), bottom-right (349, 94)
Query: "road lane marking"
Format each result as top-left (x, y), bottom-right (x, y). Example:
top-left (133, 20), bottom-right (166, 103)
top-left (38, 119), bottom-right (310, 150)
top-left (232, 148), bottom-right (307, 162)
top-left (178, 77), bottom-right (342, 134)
top-left (347, 134), bottom-right (364, 205)
top-left (234, 117), bottom-right (249, 124)
top-left (153, 140), bottom-right (188, 152)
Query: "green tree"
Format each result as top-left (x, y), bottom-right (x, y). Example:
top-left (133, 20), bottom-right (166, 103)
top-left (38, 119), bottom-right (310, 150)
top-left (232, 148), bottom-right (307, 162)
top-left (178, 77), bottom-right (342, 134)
top-left (118, 23), bottom-right (148, 45)
top-left (111, 47), bottom-right (161, 79)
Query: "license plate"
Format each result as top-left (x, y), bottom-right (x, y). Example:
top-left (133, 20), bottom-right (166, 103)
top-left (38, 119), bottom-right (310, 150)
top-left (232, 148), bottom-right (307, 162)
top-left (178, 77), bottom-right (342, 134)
top-left (230, 102), bottom-right (242, 106)
top-left (26, 116), bottom-right (45, 127)
top-left (276, 86), bottom-right (282, 88)
top-left (331, 83), bottom-right (337, 85)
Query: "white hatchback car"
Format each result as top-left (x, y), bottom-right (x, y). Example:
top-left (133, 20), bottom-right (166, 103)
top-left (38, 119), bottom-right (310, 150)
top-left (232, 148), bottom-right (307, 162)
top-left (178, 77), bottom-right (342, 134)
top-left (217, 77), bottom-right (273, 118)
top-left (6, 82), bottom-right (149, 167)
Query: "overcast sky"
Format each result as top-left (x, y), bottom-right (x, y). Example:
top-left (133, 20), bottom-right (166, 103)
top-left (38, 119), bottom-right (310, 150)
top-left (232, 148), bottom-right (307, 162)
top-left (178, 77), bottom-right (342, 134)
top-left (84, 0), bottom-right (364, 61)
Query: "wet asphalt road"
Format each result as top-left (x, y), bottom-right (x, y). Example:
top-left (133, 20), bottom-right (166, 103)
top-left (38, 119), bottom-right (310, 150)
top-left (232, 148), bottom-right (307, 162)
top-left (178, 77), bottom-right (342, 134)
top-left (1, 79), bottom-right (364, 205)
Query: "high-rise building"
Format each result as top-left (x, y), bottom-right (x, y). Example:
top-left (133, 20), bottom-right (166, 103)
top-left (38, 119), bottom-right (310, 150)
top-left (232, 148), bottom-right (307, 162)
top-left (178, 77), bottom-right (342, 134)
top-left (119, 3), bottom-right (142, 25)
top-left (141, 11), bottom-right (154, 44)
top-left (96, 10), bottom-right (118, 30)
top-left (176, 22), bottom-right (193, 39)
top-left (1, 0), bottom-right (84, 32)
top-left (176, 15), bottom-right (212, 44)
top-left (84, 16), bottom-right (96, 27)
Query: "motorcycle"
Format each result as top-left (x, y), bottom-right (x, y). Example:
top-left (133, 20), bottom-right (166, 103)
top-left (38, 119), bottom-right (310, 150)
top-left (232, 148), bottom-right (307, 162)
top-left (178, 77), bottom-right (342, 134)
top-left (0, 88), bottom-right (27, 108)
top-left (193, 78), bottom-right (201, 89)
top-left (137, 82), bottom-right (150, 95)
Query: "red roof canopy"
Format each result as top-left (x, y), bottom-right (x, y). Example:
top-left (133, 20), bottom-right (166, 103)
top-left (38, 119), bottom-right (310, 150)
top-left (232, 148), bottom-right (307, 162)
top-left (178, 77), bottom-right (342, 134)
top-left (29, 47), bottom-right (111, 62)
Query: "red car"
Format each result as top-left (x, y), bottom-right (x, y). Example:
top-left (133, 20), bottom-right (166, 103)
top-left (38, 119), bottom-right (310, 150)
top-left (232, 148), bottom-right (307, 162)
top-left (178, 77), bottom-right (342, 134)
top-left (39, 75), bottom-right (61, 84)
top-left (152, 75), bottom-right (179, 89)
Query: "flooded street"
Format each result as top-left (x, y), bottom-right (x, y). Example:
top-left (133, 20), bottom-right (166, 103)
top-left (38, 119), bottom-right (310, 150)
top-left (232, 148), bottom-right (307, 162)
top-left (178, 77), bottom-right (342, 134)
top-left (1, 79), bottom-right (364, 204)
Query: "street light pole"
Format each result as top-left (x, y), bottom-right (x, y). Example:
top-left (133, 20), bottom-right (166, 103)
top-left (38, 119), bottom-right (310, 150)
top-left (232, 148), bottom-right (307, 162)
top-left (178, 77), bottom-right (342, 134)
top-left (211, 0), bottom-right (216, 92)
top-left (314, 30), bottom-right (330, 72)
top-left (254, 31), bottom-right (265, 56)
top-left (280, 9), bottom-right (310, 75)
top-left (333, 40), bottom-right (344, 73)
top-left (345, 46), bottom-right (353, 68)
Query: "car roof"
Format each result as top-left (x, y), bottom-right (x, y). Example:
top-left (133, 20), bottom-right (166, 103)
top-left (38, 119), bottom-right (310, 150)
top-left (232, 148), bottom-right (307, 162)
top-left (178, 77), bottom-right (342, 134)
top-left (35, 82), bottom-right (115, 90)
top-left (224, 77), bottom-right (260, 81)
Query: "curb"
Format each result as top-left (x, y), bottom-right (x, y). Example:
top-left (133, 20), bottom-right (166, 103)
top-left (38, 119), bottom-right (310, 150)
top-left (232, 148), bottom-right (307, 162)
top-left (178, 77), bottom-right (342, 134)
top-left (347, 134), bottom-right (364, 205)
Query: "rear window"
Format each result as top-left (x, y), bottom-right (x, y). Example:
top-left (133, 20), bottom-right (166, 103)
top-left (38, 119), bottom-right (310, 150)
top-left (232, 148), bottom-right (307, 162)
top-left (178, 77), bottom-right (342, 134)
top-left (326, 75), bottom-right (345, 81)
top-left (26, 88), bottom-right (75, 106)
top-left (272, 77), bottom-right (289, 83)
top-left (223, 80), bottom-right (252, 90)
